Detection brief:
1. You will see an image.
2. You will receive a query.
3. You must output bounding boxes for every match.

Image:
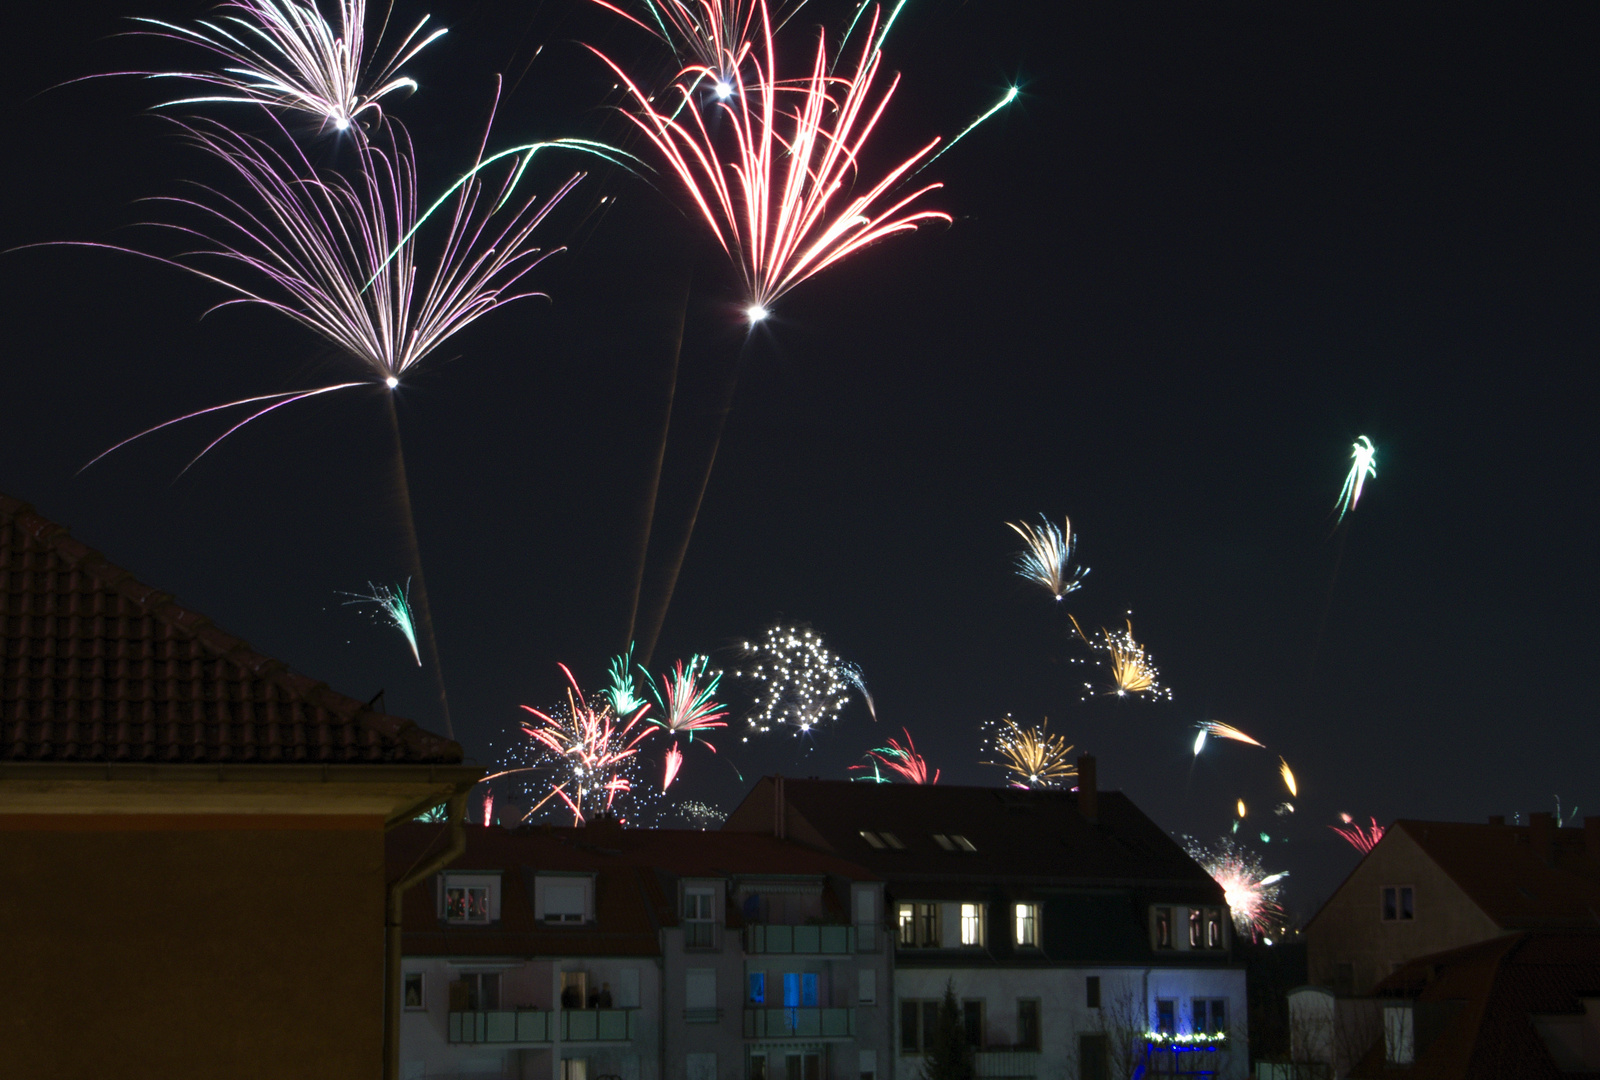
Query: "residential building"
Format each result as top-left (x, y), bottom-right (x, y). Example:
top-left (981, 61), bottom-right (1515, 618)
top-left (390, 818), bottom-right (891, 1080)
top-left (0, 492), bottom-right (480, 1080)
top-left (723, 762), bottom-right (1250, 1080)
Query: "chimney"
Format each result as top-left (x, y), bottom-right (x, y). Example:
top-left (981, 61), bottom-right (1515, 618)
top-left (1488, 815), bottom-right (1505, 826)
top-left (1077, 754), bottom-right (1097, 823)
top-left (1585, 817), bottom-right (1600, 863)
top-left (1530, 811), bottom-right (1556, 867)
top-left (774, 775), bottom-right (786, 840)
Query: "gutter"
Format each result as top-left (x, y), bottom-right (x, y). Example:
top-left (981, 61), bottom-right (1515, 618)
top-left (384, 785), bottom-right (474, 1080)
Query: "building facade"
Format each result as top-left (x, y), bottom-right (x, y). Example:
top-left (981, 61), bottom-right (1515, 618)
top-left (724, 766), bottom-right (1250, 1080)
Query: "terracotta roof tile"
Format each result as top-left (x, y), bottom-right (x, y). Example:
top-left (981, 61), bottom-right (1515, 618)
top-left (0, 493), bottom-right (460, 766)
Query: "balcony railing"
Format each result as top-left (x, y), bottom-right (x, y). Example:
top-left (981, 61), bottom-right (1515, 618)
top-left (744, 925), bottom-right (856, 954)
top-left (974, 1051), bottom-right (1040, 1080)
top-left (743, 1007), bottom-right (856, 1039)
top-left (448, 1009), bottom-right (552, 1045)
top-left (562, 1008), bottom-right (638, 1041)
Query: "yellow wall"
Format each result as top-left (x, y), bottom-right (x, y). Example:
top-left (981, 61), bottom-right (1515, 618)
top-left (0, 815), bottom-right (387, 1080)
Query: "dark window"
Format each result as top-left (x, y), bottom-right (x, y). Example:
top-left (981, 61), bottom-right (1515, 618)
top-left (1206, 908), bottom-right (1224, 948)
top-left (901, 1001), bottom-right (920, 1052)
top-left (1189, 908), bottom-right (1202, 947)
top-left (923, 1002), bottom-right (940, 1050)
top-left (961, 1000), bottom-right (984, 1047)
top-left (1400, 886), bottom-right (1414, 920)
top-left (1382, 886), bottom-right (1415, 921)
top-left (1382, 886), bottom-right (1396, 920)
top-left (1153, 907), bottom-right (1173, 949)
top-left (1078, 1034), bottom-right (1110, 1080)
top-left (1017, 1000), bottom-right (1040, 1050)
top-left (749, 973), bottom-right (766, 1004)
top-left (462, 972), bottom-right (500, 1011)
top-left (750, 1057), bottom-right (767, 1080)
top-left (1156, 999), bottom-right (1175, 1035)
top-left (1086, 976), bottom-right (1101, 1009)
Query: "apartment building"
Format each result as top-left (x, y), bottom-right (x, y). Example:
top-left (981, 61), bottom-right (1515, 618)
top-left (723, 762), bottom-right (1250, 1080)
top-left (390, 819), bottom-right (891, 1080)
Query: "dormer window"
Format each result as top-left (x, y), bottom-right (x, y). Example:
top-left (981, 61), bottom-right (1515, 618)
top-left (880, 832), bottom-right (906, 850)
top-left (951, 835), bottom-right (977, 852)
top-left (442, 873), bottom-right (501, 924)
top-left (535, 875), bottom-right (592, 924)
top-left (860, 830), bottom-right (886, 849)
top-left (933, 834), bottom-right (955, 851)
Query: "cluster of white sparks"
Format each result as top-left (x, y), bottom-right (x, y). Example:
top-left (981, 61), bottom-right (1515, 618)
top-left (981, 714), bottom-right (1077, 788)
top-left (1185, 837), bottom-right (1288, 942)
top-left (734, 625), bottom-right (852, 736)
top-left (1007, 514), bottom-right (1088, 602)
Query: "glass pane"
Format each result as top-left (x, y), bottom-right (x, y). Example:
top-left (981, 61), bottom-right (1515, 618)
top-left (922, 1002), bottom-right (940, 1050)
top-left (1156, 999), bottom-right (1175, 1034)
top-left (783, 973), bottom-right (800, 1008)
top-left (802, 973), bottom-right (818, 1007)
top-left (1211, 999), bottom-right (1226, 1032)
top-left (1400, 887), bottom-right (1414, 920)
top-left (901, 1001), bottom-right (920, 1051)
top-left (750, 973), bottom-right (766, 1004)
top-left (1383, 887), bottom-right (1397, 920)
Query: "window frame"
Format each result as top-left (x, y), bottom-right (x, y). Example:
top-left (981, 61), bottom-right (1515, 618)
top-left (1152, 906), bottom-right (1174, 950)
top-left (960, 903), bottom-right (985, 947)
top-left (534, 874), bottom-right (590, 924)
top-left (1381, 885), bottom-right (1416, 922)
top-left (1016, 998), bottom-right (1041, 1050)
top-left (1014, 903), bottom-right (1039, 947)
top-left (403, 971), bottom-right (427, 1011)
top-left (1154, 998), bottom-right (1176, 1035)
top-left (684, 885), bottom-right (717, 948)
top-left (961, 999), bottom-right (985, 1048)
top-left (897, 902), bottom-right (941, 948)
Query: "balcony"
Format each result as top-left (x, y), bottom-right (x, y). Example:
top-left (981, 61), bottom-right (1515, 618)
top-left (448, 1009), bottom-right (552, 1045)
top-left (562, 1008), bottom-right (638, 1041)
top-left (744, 1007), bottom-right (856, 1039)
top-left (744, 925), bottom-right (856, 954)
top-left (974, 1051), bottom-right (1040, 1080)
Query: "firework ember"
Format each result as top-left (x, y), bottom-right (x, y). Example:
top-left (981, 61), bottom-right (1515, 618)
top-left (735, 625), bottom-right (853, 736)
top-left (1331, 813), bottom-right (1385, 853)
top-left (1335, 435), bottom-right (1378, 523)
top-left (341, 579), bottom-right (419, 664)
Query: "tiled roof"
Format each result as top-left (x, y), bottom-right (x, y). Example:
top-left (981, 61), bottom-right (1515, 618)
top-left (1351, 930), bottom-right (1600, 1079)
top-left (1396, 820), bottom-right (1600, 930)
top-left (724, 777), bottom-right (1222, 894)
top-left (0, 493), bottom-right (460, 765)
top-left (390, 823), bottom-right (878, 957)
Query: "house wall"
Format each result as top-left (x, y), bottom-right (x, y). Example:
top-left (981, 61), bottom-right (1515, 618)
top-left (1307, 828), bottom-right (1501, 995)
top-left (892, 965), bottom-right (1249, 1080)
top-left (0, 816), bottom-right (387, 1080)
top-left (399, 955), bottom-right (661, 1080)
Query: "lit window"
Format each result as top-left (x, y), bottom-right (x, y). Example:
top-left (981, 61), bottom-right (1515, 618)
top-left (1153, 907), bottom-right (1173, 949)
top-left (749, 973), bottom-right (766, 1004)
top-left (932, 834), bottom-right (955, 851)
top-left (1155, 999), bottom-right (1175, 1035)
top-left (1189, 908), bottom-right (1202, 947)
top-left (898, 903), bottom-right (940, 947)
top-left (880, 832), bottom-right (906, 850)
top-left (1014, 903), bottom-right (1038, 947)
top-left (446, 886), bottom-right (490, 923)
top-left (951, 835), bottom-right (977, 852)
top-left (1193, 998), bottom-right (1227, 1035)
top-left (1206, 908), bottom-right (1224, 948)
top-left (860, 830), bottom-right (886, 849)
top-left (961, 903), bottom-right (984, 946)
top-left (1382, 886), bottom-right (1415, 922)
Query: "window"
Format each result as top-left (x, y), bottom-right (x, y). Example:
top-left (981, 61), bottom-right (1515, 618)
top-left (562, 1059), bottom-right (588, 1080)
top-left (785, 1053), bottom-right (821, 1080)
top-left (543, 882), bottom-right (587, 923)
top-left (458, 972), bottom-right (500, 1011)
top-left (951, 835), bottom-right (977, 852)
top-left (560, 971), bottom-right (587, 1010)
top-left (859, 1048), bottom-right (877, 1080)
top-left (749, 973), bottom-right (766, 1004)
top-left (1085, 976), bottom-right (1101, 1009)
top-left (1384, 1005), bottom-right (1415, 1064)
top-left (446, 885), bottom-right (490, 923)
top-left (1017, 1000), bottom-right (1040, 1050)
top-left (1189, 907), bottom-right (1202, 947)
top-left (404, 972), bottom-right (426, 1011)
top-left (860, 830), bottom-right (886, 849)
top-left (1382, 886), bottom-right (1415, 921)
top-left (900, 1000), bottom-right (944, 1052)
top-left (855, 889), bottom-right (875, 925)
top-left (1155, 999), bottom-right (1175, 1035)
top-left (750, 1055), bottom-right (768, 1080)
top-left (1078, 1034), bottom-right (1110, 1080)
top-left (961, 1000), bottom-right (985, 1048)
top-left (1153, 906), bottom-right (1173, 949)
top-left (782, 972), bottom-right (818, 1008)
top-left (1206, 907), bottom-right (1224, 949)
top-left (685, 969), bottom-right (718, 1020)
top-left (1014, 903), bottom-right (1038, 947)
top-left (960, 904), bottom-right (985, 946)
top-left (880, 832), bottom-right (906, 850)
top-left (685, 887), bottom-right (716, 947)
top-left (898, 903), bottom-right (940, 947)
top-left (858, 968), bottom-right (876, 1005)
top-left (686, 1053), bottom-right (717, 1080)
top-left (1193, 999), bottom-right (1227, 1035)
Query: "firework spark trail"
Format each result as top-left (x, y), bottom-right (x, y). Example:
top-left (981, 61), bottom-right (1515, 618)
top-left (1335, 435), bottom-right (1378, 523)
top-left (982, 715), bottom-right (1076, 788)
top-left (1332, 814), bottom-right (1385, 853)
top-left (586, 0), bottom-right (808, 88)
top-left (853, 727), bottom-right (938, 784)
top-left (1007, 515), bottom-right (1088, 602)
top-left (1279, 757), bottom-right (1298, 798)
top-left (591, 1), bottom-right (950, 320)
top-left (1071, 616), bottom-right (1171, 699)
top-left (735, 625), bottom-right (853, 736)
top-left (662, 742), bottom-right (685, 790)
top-left (1185, 837), bottom-right (1288, 942)
top-left (605, 645), bottom-right (648, 718)
top-left (519, 663), bottom-right (658, 824)
top-left (341, 578), bottom-right (419, 663)
top-left (129, 0), bottom-right (446, 132)
top-left (56, 98), bottom-right (581, 469)
top-left (649, 655), bottom-right (730, 735)
top-left (916, 85), bottom-right (1019, 173)
top-left (1192, 720), bottom-right (1265, 755)
top-left (839, 661), bottom-right (877, 721)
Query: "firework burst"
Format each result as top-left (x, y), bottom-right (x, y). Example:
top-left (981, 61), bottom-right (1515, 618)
top-left (518, 664), bottom-right (657, 825)
top-left (591, 0), bottom-right (950, 320)
top-left (1331, 813), bottom-right (1385, 854)
top-left (586, 0), bottom-right (808, 89)
top-left (1192, 720), bottom-right (1265, 755)
top-left (853, 727), bottom-right (938, 784)
top-left (605, 645), bottom-right (649, 718)
top-left (341, 579), bottom-right (419, 664)
top-left (60, 99), bottom-right (581, 471)
top-left (1071, 616), bottom-right (1171, 700)
top-left (1006, 515), bottom-right (1087, 602)
top-left (982, 715), bottom-right (1076, 788)
top-left (1279, 756), bottom-right (1298, 798)
top-left (1335, 435), bottom-right (1378, 523)
top-left (130, 0), bottom-right (447, 133)
top-left (648, 655), bottom-right (730, 736)
top-left (734, 625), bottom-right (853, 736)
top-left (839, 661), bottom-right (877, 722)
top-left (1185, 837), bottom-right (1288, 942)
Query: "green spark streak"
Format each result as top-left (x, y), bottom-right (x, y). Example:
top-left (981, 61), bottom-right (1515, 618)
top-left (873, 0), bottom-right (912, 52)
top-left (917, 86), bottom-right (1018, 175)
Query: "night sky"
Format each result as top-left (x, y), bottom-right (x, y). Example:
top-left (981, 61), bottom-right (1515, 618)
top-left (2, 0), bottom-right (1594, 920)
